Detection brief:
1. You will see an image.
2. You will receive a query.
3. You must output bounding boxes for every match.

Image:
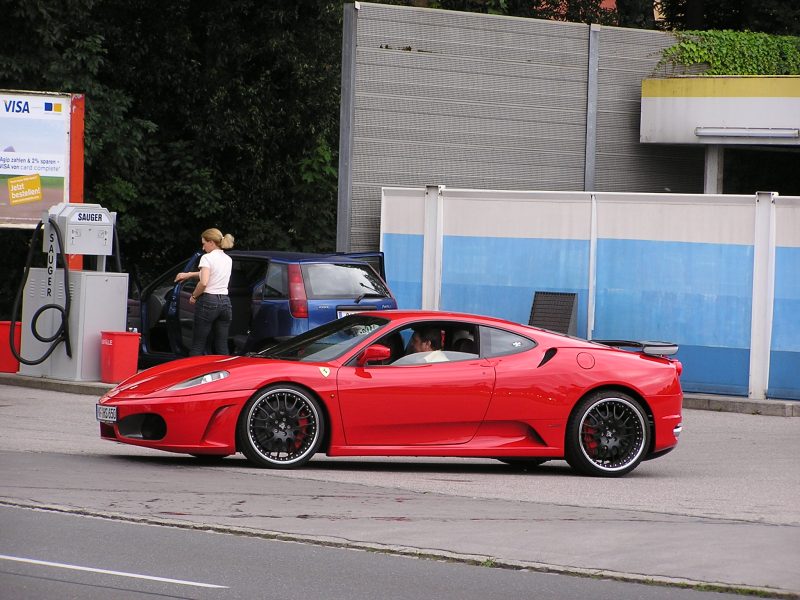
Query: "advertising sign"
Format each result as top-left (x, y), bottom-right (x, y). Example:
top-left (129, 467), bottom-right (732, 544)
top-left (1, 90), bottom-right (83, 228)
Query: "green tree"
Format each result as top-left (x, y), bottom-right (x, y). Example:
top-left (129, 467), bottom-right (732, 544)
top-left (657, 0), bottom-right (800, 34)
top-left (617, 0), bottom-right (656, 29)
top-left (0, 0), bottom-right (344, 319)
top-left (0, 0), bottom-right (156, 316)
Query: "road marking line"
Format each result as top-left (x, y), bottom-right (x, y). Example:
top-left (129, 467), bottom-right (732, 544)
top-left (0, 554), bottom-right (228, 588)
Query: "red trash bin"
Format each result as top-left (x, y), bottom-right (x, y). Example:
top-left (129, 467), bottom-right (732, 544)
top-left (100, 331), bottom-right (141, 383)
top-left (0, 321), bottom-right (22, 373)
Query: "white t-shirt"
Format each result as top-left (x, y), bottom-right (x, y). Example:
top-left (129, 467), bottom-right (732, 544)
top-left (422, 350), bottom-right (448, 363)
top-left (199, 249), bottom-right (232, 294)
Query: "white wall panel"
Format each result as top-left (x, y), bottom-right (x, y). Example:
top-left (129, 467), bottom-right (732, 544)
top-left (775, 196), bottom-right (800, 247)
top-left (595, 193), bottom-right (755, 244)
top-left (442, 194), bottom-right (590, 239)
top-left (380, 187), bottom-right (426, 235)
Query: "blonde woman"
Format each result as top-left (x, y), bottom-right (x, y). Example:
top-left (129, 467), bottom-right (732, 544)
top-left (175, 228), bottom-right (234, 355)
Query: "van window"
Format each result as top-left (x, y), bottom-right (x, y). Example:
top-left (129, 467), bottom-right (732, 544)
top-left (301, 263), bottom-right (390, 299)
top-left (264, 262), bottom-right (288, 298)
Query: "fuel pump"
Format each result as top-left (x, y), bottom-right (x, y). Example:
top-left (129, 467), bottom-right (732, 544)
top-left (10, 202), bottom-right (129, 381)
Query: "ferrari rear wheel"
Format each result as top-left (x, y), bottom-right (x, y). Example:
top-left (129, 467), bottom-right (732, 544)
top-left (238, 384), bottom-right (324, 469)
top-left (565, 390), bottom-right (649, 477)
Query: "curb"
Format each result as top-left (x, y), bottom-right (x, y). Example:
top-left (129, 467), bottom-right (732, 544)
top-left (683, 393), bottom-right (800, 417)
top-left (0, 372), bottom-right (113, 397)
top-left (1, 372), bottom-right (798, 416)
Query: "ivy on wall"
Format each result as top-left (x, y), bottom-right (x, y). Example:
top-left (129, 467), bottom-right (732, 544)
top-left (658, 30), bottom-right (800, 75)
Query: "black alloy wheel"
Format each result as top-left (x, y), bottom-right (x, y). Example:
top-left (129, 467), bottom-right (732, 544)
top-left (565, 390), bottom-right (649, 477)
top-left (238, 384), bottom-right (325, 469)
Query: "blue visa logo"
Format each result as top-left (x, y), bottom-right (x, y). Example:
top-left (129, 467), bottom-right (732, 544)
top-left (3, 100), bottom-right (30, 113)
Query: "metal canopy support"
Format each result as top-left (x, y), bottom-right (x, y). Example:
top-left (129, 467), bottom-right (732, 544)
top-left (704, 145), bottom-right (724, 194)
top-left (748, 191), bottom-right (776, 400)
top-left (421, 185), bottom-right (444, 310)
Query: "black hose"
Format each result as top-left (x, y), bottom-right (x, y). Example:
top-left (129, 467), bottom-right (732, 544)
top-left (9, 218), bottom-right (73, 365)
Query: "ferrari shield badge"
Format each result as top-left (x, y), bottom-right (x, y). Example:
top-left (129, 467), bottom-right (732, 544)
top-left (319, 367), bottom-right (331, 378)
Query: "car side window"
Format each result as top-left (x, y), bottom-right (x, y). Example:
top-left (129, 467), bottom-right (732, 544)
top-left (264, 262), bottom-right (287, 298)
top-left (479, 326), bottom-right (536, 357)
top-left (367, 323), bottom-right (481, 366)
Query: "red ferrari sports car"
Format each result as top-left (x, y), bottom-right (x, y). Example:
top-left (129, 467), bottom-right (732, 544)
top-left (96, 310), bottom-right (683, 477)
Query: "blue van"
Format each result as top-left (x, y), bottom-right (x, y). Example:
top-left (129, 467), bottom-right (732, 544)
top-left (128, 251), bottom-right (396, 365)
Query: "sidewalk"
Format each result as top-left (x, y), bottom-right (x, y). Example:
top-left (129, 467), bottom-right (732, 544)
top-left (0, 371), bottom-right (798, 416)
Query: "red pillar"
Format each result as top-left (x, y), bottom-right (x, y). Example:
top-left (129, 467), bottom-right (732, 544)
top-left (68, 94), bottom-right (85, 270)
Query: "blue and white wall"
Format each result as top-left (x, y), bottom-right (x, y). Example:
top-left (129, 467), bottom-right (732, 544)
top-left (592, 194), bottom-right (756, 396)
top-left (771, 197), bottom-right (800, 399)
top-left (381, 186), bottom-right (800, 400)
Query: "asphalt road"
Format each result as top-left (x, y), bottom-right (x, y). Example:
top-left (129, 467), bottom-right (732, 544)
top-left (1, 383), bottom-right (799, 597)
top-left (0, 505), bottom-right (751, 600)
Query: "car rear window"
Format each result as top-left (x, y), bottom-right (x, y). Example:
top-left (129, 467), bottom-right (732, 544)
top-left (301, 263), bottom-right (390, 300)
top-left (479, 326), bottom-right (537, 357)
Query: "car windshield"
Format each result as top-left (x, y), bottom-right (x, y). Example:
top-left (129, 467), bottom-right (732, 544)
top-left (256, 314), bottom-right (389, 362)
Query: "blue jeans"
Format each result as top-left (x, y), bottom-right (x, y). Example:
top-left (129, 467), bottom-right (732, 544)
top-left (190, 294), bottom-right (233, 356)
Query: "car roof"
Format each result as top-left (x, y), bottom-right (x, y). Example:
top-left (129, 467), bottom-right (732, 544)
top-left (364, 309), bottom-right (549, 331)
top-left (226, 250), bottom-right (377, 264)
top-left (362, 309), bottom-right (597, 347)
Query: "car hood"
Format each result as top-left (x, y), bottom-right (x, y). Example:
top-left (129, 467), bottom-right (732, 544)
top-left (106, 355), bottom-right (322, 397)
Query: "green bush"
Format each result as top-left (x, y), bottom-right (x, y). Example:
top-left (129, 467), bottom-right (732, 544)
top-left (658, 30), bottom-right (800, 75)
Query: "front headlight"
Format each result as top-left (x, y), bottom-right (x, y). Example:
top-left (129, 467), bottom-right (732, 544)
top-left (168, 370), bottom-right (229, 390)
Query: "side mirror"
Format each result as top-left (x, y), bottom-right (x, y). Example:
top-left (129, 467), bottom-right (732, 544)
top-left (357, 344), bottom-right (391, 367)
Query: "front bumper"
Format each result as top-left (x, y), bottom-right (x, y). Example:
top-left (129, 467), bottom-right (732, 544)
top-left (98, 390), bottom-right (248, 454)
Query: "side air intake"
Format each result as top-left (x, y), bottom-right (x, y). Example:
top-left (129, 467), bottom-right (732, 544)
top-left (538, 347), bottom-right (557, 367)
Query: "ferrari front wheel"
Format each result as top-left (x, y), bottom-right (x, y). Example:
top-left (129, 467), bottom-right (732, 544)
top-left (238, 384), bottom-right (324, 469)
top-left (565, 390), bottom-right (649, 477)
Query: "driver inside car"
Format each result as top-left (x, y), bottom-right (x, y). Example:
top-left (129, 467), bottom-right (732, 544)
top-left (406, 327), bottom-right (448, 363)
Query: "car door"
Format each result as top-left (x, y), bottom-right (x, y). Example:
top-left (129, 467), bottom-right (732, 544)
top-left (247, 260), bottom-right (300, 348)
top-left (136, 255), bottom-right (198, 360)
top-left (173, 254), bottom-right (203, 354)
top-left (336, 355), bottom-right (495, 446)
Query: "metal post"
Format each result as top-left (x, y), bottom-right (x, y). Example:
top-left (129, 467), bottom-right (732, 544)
top-left (584, 24), bottom-right (600, 192)
top-left (421, 185), bottom-right (444, 310)
top-left (703, 145), bottom-right (724, 194)
top-left (587, 193), bottom-right (598, 339)
top-left (336, 3), bottom-right (359, 252)
top-left (748, 191), bottom-right (776, 400)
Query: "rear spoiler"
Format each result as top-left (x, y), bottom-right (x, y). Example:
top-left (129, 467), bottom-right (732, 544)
top-left (592, 340), bottom-right (679, 357)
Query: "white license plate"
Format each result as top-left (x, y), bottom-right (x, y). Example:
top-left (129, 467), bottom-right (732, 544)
top-left (337, 310), bottom-right (361, 319)
top-left (96, 405), bottom-right (117, 423)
